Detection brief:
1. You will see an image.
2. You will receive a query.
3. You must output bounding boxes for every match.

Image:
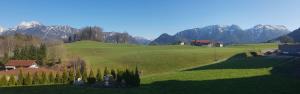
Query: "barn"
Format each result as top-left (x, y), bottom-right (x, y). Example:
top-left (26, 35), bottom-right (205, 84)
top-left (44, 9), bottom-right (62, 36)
top-left (4, 60), bottom-right (39, 70)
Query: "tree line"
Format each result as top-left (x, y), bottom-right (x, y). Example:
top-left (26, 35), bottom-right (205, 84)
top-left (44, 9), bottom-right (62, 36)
top-left (12, 44), bottom-right (47, 65)
top-left (0, 67), bottom-right (140, 87)
top-left (66, 26), bottom-right (132, 44)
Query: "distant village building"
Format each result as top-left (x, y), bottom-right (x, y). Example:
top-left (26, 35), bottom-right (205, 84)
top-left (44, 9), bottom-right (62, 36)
top-left (191, 40), bottom-right (213, 47)
top-left (191, 40), bottom-right (223, 47)
top-left (278, 44), bottom-right (300, 56)
top-left (215, 43), bottom-right (224, 47)
top-left (4, 60), bottom-right (38, 70)
top-left (179, 42), bottom-right (185, 45)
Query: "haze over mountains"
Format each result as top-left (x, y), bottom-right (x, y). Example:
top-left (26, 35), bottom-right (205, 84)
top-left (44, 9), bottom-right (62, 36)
top-left (150, 24), bottom-right (291, 45)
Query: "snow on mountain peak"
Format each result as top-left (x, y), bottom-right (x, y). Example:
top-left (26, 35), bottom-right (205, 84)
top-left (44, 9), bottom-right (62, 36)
top-left (253, 24), bottom-right (288, 31)
top-left (17, 21), bottom-right (43, 29)
top-left (0, 26), bottom-right (5, 33)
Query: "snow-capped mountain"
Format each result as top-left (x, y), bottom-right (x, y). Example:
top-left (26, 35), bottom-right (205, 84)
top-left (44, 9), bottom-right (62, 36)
top-left (2, 21), bottom-right (79, 40)
top-left (1, 21), bottom-right (150, 44)
top-left (150, 24), bottom-right (291, 45)
top-left (246, 24), bottom-right (290, 42)
top-left (0, 26), bottom-right (5, 34)
top-left (17, 21), bottom-right (42, 30)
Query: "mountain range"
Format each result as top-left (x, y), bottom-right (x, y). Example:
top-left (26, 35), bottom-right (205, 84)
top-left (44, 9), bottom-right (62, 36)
top-left (1, 21), bottom-right (297, 45)
top-left (274, 28), bottom-right (300, 43)
top-left (0, 21), bottom-right (151, 44)
top-left (150, 24), bottom-right (291, 45)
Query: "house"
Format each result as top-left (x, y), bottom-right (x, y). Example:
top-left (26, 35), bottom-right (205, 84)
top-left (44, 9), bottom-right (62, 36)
top-left (215, 42), bottom-right (224, 47)
top-left (4, 60), bottom-right (38, 70)
top-left (191, 40), bottom-right (213, 47)
top-left (278, 44), bottom-right (300, 56)
top-left (191, 40), bottom-right (223, 47)
top-left (179, 42), bottom-right (185, 45)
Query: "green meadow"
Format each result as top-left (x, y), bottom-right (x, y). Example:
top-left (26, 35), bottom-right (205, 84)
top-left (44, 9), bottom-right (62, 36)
top-left (1, 41), bottom-right (300, 94)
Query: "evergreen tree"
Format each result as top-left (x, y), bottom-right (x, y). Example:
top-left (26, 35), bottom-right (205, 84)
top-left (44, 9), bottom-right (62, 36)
top-left (3, 52), bottom-right (9, 64)
top-left (24, 72), bottom-right (32, 85)
top-left (17, 69), bottom-right (24, 85)
top-left (32, 72), bottom-right (40, 85)
top-left (48, 72), bottom-right (55, 84)
top-left (54, 72), bottom-right (61, 83)
top-left (0, 75), bottom-right (7, 86)
top-left (111, 69), bottom-right (117, 80)
top-left (104, 67), bottom-right (109, 76)
top-left (134, 66), bottom-right (140, 87)
top-left (38, 44), bottom-right (47, 65)
top-left (8, 75), bottom-right (16, 86)
top-left (87, 69), bottom-right (96, 84)
top-left (41, 71), bottom-right (48, 84)
top-left (82, 69), bottom-right (88, 83)
top-left (69, 69), bottom-right (75, 84)
top-left (75, 68), bottom-right (81, 80)
top-left (62, 69), bottom-right (68, 84)
top-left (124, 68), bottom-right (130, 86)
top-left (116, 70), bottom-right (123, 85)
top-left (96, 68), bottom-right (102, 82)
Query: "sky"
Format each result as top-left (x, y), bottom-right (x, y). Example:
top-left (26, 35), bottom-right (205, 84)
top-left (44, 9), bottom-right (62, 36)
top-left (0, 0), bottom-right (300, 39)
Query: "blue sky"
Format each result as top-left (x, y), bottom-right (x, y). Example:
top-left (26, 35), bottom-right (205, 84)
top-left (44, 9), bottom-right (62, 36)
top-left (0, 0), bottom-right (300, 39)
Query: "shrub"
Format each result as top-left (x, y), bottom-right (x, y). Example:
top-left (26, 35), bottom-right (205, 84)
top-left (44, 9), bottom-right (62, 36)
top-left (62, 69), bottom-right (68, 84)
top-left (250, 51), bottom-right (259, 57)
top-left (48, 72), bottom-right (55, 83)
top-left (96, 68), bottom-right (102, 82)
top-left (54, 72), bottom-right (61, 83)
top-left (8, 75), bottom-right (16, 86)
top-left (17, 69), bottom-right (24, 85)
top-left (82, 69), bottom-right (88, 83)
top-left (68, 69), bottom-right (75, 84)
top-left (0, 75), bottom-right (7, 86)
top-left (111, 69), bottom-right (117, 80)
top-left (24, 72), bottom-right (32, 85)
top-left (32, 72), bottom-right (40, 85)
top-left (104, 67), bottom-right (109, 76)
top-left (41, 71), bottom-right (48, 84)
top-left (87, 70), bottom-right (96, 84)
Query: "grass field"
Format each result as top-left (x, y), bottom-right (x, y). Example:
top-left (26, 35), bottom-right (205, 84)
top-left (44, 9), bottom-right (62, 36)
top-left (64, 41), bottom-right (276, 75)
top-left (1, 41), bottom-right (300, 94)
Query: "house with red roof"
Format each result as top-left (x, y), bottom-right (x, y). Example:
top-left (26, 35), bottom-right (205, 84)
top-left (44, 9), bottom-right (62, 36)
top-left (4, 60), bottom-right (39, 70)
top-left (191, 40), bottom-right (223, 47)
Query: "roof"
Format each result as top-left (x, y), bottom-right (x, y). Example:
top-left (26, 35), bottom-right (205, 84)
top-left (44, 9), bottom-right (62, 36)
top-left (5, 60), bottom-right (37, 67)
top-left (192, 40), bottom-right (211, 44)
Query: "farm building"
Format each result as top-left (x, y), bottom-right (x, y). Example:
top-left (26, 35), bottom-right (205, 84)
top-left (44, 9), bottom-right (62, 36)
top-left (278, 44), bottom-right (300, 56)
top-left (191, 40), bottom-right (223, 47)
top-left (179, 41), bottom-right (185, 45)
top-left (4, 60), bottom-right (39, 70)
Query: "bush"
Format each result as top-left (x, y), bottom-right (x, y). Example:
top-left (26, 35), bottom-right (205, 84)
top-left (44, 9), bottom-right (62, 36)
top-left (8, 75), bottom-right (16, 86)
top-left (250, 51), bottom-right (259, 57)
top-left (0, 75), bottom-right (7, 86)
top-left (87, 70), bottom-right (96, 84)
top-left (24, 72), bottom-right (32, 85)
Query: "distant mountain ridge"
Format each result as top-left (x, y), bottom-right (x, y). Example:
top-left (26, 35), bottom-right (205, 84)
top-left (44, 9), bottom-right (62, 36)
top-left (0, 21), bottom-right (150, 44)
top-left (2, 21), bottom-right (79, 40)
top-left (273, 28), bottom-right (300, 43)
top-left (150, 24), bottom-right (290, 45)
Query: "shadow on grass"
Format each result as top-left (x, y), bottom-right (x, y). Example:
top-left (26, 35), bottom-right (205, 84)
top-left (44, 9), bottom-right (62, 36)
top-left (271, 57), bottom-right (300, 78)
top-left (145, 75), bottom-right (300, 94)
top-left (186, 53), bottom-right (292, 71)
top-left (1, 53), bottom-right (300, 94)
top-left (1, 75), bottom-right (299, 94)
